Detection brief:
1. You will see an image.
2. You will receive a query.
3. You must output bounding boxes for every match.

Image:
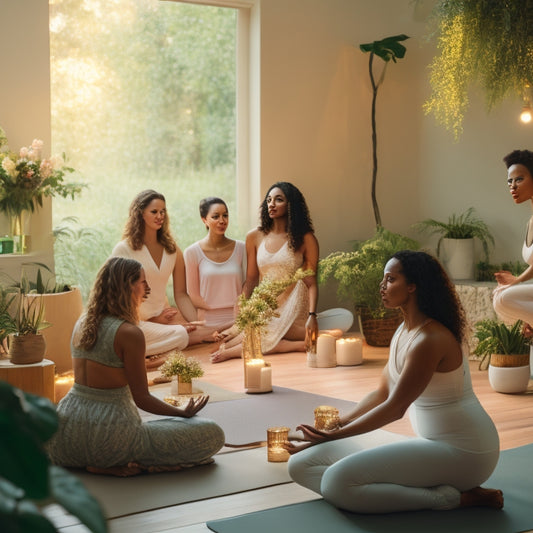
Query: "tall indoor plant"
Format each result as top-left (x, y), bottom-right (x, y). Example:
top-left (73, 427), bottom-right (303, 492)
top-left (359, 34), bottom-right (409, 227)
top-left (423, 1), bottom-right (533, 138)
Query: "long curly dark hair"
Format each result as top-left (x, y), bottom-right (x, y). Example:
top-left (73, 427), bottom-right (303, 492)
top-left (76, 257), bottom-right (142, 349)
top-left (503, 149), bottom-right (533, 176)
top-left (392, 250), bottom-right (466, 343)
top-left (258, 182), bottom-right (314, 250)
top-left (123, 189), bottom-right (177, 253)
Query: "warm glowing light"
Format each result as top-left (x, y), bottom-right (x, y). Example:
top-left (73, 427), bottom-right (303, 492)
top-left (520, 106), bottom-right (532, 123)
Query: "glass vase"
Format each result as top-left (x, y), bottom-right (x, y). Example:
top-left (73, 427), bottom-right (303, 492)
top-left (9, 210), bottom-right (30, 254)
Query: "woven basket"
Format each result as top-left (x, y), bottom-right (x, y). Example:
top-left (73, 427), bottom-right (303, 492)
top-left (359, 308), bottom-right (403, 347)
top-left (489, 353), bottom-right (530, 368)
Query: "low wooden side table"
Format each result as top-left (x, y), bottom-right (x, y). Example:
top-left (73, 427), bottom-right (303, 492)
top-left (0, 358), bottom-right (55, 403)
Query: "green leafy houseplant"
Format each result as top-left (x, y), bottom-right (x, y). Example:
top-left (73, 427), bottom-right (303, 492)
top-left (473, 319), bottom-right (530, 370)
top-left (0, 286), bottom-right (50, 338)
top-left (423, 0), bottom-right (533, 138)
top-left (319, 227), bottom-right (419, 319)
top-left (359, 34), bottom-right (409, 227)
top-left (414, 207), bottom-right (494, 262)
top-left (0, 381), bottom-right (107, 532)
top-left (476, 260), bottom-right (527, 282)
top-left (159, 351), bottom-right (204, 383)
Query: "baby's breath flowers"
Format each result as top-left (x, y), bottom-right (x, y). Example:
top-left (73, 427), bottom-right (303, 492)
top-left (159, 351), bottom-right (204, 383)
top-left (235, 268), bottom-right (314, 332)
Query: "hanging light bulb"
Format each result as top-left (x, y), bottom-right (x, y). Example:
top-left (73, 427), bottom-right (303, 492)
top-left (520, 84), bottom-right (532, 123)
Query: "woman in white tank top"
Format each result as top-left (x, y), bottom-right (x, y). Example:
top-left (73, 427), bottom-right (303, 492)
top-left (287, 251), bottom-right (503, 514)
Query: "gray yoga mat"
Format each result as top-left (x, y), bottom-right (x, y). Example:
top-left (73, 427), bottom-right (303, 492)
top-left (207, 443), bottom-right (533, 533)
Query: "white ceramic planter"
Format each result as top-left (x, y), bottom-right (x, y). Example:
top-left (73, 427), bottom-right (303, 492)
top-left (488, 364), bottom-right (530, 394)
top-left (440, 238), bottom-right (475, 281)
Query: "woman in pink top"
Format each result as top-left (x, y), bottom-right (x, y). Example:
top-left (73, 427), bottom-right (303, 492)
top-left (184, 197), bottom-right (246, 329)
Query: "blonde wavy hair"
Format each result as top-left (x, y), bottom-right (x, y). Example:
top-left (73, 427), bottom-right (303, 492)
top-left (76, 257), bottom-right (142, 350)
top-left (123, 189), bottom-right (177, 253)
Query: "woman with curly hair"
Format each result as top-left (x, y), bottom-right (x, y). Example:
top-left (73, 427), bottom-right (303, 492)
top-left (112, 190), bottom-right (221, 367)
top-left (286, 250), bottom-right (502, 513)
top-left (210, 182), bottom-right (353, 363)
top-left (47, 257), bottom-right (224, 476)
top-left (493, 149), bottom-right (533, 328)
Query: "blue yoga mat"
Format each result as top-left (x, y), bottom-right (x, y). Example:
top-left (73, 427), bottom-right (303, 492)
top-left (207, 443), bottom-right (533, 533)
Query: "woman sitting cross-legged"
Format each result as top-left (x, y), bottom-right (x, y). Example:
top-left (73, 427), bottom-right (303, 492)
top-left (112, 190), bottom-right (227, 369)
top-left (287, 250), bottom-right (503, 513)
top-left (47, 256), bottom-right (225, 476)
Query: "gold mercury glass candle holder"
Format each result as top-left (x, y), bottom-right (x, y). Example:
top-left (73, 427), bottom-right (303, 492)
top-left (314, 405), bottom-right (341, 430)
top-left (267, 426), bottom-right (291, 462)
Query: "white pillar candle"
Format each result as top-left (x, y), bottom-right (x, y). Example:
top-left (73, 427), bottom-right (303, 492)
top-left (316, 334), bottom-right (336, 368)
top-left (245, 359), bottom-right (272, 393)
top-left (260, 363), bottom-right (273, 392)
top-left (336, 337), bottom-right (363, 366)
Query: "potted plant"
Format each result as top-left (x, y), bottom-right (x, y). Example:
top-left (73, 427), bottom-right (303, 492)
top-left (0, 285), bottom-right (51, 365)
top-left (1, 262), bottom-right (83, 373)
top-left (319, 227), bottom-right (419, 346)
top-left (414, 207), bottom-right (494, 281)
top-left (473, 319), bottom-right (531, 394)
top-left (159, 351), bottom-right (204, 395)
top-left (0, 380), bottom-right (106, 532)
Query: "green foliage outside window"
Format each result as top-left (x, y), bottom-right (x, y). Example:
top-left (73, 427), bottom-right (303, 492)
top-left (49, 0), bottom-right (242, 298)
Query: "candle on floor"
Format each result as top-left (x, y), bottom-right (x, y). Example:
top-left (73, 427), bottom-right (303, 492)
top-left (267, 426), bottom-right (290, 462)
top-left (54, 372), bottom-right (75, 403)
top-left (336, 337), bottom-right (363, 366)
top-left (316, 333), bottom-right (336, 367)
top-left (314, 405), bottom-right (341, 431)
top-left (245, 359), bottom-right (272, 393)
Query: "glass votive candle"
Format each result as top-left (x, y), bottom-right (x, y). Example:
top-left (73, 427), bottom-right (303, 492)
top-left (314, 405), bottom-right (341, 431)
top-left (267, 426), bottom-right (290, 462)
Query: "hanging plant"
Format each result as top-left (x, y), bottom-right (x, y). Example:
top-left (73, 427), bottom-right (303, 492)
top-left (424, 0), bottom-right (533, 139)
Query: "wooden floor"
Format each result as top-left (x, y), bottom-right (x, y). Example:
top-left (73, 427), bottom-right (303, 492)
top-left (50, 340), bottom-right (533, 533)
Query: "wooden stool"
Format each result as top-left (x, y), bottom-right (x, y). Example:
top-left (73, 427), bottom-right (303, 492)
top-left (0, 358), bottom-right (55, 402)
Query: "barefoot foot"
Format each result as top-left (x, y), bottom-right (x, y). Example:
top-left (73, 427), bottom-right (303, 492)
top-left (210, 344), bottom-right (242, 363)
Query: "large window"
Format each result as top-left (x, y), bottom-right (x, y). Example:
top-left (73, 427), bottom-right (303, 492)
top-left (50, 0), bottom-right (241, 296)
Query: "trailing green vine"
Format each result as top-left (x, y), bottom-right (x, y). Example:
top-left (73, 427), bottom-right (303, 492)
top-left (423, 0), bottom-right (533, 139)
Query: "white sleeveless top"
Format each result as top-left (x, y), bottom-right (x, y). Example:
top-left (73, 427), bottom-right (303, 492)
top-left (388, 321), bottom-right (500, 453)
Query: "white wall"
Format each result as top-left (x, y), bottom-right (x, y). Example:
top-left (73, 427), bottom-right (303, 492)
top-left (1, 0), bottom-right (531, 306)
top-left (0, 0), bottom-right (54, 275)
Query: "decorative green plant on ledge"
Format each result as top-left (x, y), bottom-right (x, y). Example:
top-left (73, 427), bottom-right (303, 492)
top-left (424, 0), bottom-right (533, 138)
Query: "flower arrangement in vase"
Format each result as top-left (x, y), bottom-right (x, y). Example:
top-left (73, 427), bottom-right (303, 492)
top-left (159, 351), bottom-right (204, 395)
top-left (0, 127), bottom-right (85, 252)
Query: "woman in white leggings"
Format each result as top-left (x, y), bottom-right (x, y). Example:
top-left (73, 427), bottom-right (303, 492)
top-left (287, 251), bottom-right (503, 514)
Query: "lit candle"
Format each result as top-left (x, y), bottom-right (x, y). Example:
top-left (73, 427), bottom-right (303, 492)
top-left (316, 333), bottom-right (336, 367)
top-left (267, 426), bottom-right (290, 462)
top-left (245, 359), bottom-right (272, 393)
top-left (314, 405), bottom-right (341, 430)
top-left (336, 337), bottom-right (363, 366)
top-left (54, 372), bottom-right (75, 403)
